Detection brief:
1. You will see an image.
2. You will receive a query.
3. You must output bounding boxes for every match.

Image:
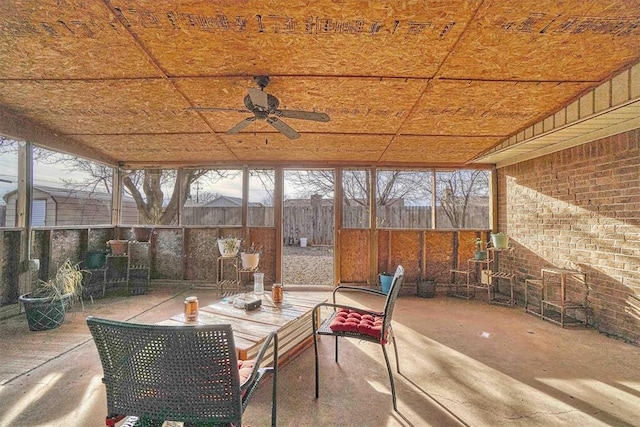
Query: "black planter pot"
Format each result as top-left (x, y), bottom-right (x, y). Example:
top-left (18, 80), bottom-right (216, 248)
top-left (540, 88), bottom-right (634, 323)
top-left (19, 293), bottom-right (69, 331)
top-left (417, 279), bottom-right (436, 298)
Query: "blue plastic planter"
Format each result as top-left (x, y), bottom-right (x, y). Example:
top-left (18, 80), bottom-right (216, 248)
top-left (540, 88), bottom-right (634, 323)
top-left (379, 274), bottom-right (394, 295)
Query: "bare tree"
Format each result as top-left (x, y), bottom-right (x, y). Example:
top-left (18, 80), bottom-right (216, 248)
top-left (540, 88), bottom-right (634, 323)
top-left (191, 191), bottom-right (221, 204)
top-left (0, 138), bottom-right (234, 225)
top-left (251, 169), bottom-right (275, 206)
top-left (437, 170), bottom-right (489, 228)
top-left (286, 169), bottom-right (427, 206)
top-left (286, 170), bottom-right (335, 200)
top-left (287, 168), bottom-right (489, 229)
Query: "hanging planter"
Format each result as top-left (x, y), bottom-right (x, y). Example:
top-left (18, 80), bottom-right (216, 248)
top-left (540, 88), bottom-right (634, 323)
top-left (491, 233), bottom-right (509, 249)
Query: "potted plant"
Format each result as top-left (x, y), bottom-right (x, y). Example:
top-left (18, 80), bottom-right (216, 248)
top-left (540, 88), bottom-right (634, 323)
top-left (379, 271), bottom-right (394, 295)
top-left (217, 236), bottom-right (241, 258)
top-left (490, 232), bottom-right (509, 249)
top-left (131, 226), bottom-right (155, 242)
top-left (107, 239), bottom-right (129, 255)
top-left (240, 242), bottom-right (262, 270)
top-left (417, 277), bottom-right (436, 298)
top-left (18, 259), bottom-right (84, 331)
top-left (474, 238), bottom-right (487, 261)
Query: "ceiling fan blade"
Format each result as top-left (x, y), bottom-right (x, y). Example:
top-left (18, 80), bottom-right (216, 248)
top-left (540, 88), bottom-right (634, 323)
top-left (276, 110), bottom-right (330, 122)
top-left (247, 88), bottom-right (269, 110)
top-left (227, 117), bottom-right (256, 134)
top-left (266, 117), bottom-right (300, 139)
top-left (187, 106), bottom-right (248, 113)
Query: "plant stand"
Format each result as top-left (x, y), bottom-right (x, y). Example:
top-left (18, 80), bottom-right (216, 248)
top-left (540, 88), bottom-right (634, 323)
top-left (105, 241), bottom-right (150, 296)
top-left (449, 258), bottom-right (493, 301)
top-left (487, 247), bottom-right (516, 306)
top-left (237, 266), bottom-right (259, 289)
top-left (217, 256), bottom-right (240, 292)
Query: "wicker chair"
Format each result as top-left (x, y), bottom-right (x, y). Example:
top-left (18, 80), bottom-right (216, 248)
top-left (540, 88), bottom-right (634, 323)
top-left (312, 265), bottom-right (405, 411)
top-left (87, 316), bottom-right (278, 427)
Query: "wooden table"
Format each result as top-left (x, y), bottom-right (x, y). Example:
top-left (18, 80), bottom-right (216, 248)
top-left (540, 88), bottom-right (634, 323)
top-left (160, 292), bottom-right (323, 363)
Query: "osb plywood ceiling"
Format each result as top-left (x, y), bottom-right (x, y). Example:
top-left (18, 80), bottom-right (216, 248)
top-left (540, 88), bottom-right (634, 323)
top-left (1, 0), bottom-right (639, 167)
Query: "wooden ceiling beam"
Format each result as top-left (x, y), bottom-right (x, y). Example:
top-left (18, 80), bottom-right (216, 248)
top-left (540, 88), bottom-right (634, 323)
top-left (0, 106), bottom-right (117, 165)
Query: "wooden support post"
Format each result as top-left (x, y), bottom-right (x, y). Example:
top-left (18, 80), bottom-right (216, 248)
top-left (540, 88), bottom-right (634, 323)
top-left (274, 167), bottom-right (283, 283)
top-left (334, 168), bottom-right (342, 286)
top-left (17, 141), bottom-right (33, 296)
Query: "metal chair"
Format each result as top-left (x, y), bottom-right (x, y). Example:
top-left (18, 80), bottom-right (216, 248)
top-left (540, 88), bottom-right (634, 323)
top-left (87, 316), bottom-right (278, 427)
top-left (312, 265), bottom-right (405, 411)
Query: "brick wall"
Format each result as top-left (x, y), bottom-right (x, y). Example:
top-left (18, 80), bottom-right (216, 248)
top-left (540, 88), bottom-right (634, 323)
top-left (498, 128), bottom-right (640, 344)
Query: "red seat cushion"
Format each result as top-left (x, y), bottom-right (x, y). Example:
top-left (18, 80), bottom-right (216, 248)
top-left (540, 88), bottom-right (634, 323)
top-left (329, 308), bottom-right (385, 342)
top-left (238, 359), bottom-right (256, 386)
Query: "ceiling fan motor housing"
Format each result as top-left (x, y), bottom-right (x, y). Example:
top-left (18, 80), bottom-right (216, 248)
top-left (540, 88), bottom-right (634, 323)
top-left (243, 94), bottom-right (280, 113)
top-left (254, 75), bottom-right (270, 89)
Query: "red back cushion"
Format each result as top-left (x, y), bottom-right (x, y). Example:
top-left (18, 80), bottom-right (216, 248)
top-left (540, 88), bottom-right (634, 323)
top-left (238, 359), bottom-right (256, 386)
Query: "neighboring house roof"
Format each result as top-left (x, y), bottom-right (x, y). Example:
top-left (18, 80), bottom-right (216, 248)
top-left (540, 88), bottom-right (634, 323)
top-left (201, 195), bottom-right (263, 208)
top-left (2, 185), bottom-right (133, 203)
top-left (284, 198), bottom-right (334, 207)
top-left (204, 195), bottom-right (242, 207)
top-left (284, 196), bottom-right (406, 207)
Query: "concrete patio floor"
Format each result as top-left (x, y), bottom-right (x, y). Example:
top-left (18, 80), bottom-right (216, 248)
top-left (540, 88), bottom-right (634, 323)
top-left (1, 283), bottom-right (639, 426)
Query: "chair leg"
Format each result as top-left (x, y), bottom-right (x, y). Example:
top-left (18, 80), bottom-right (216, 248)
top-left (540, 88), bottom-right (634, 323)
top-left (272, 334), bottom-right (278, 427)
top-left (313, 330), bottom-right (320, 399)
top-left (334, 336), bottom-right (339, 363)
top-left (389, 328), bottom-right (400, 374)
top-left (381, 344), bottom-right (398, 411)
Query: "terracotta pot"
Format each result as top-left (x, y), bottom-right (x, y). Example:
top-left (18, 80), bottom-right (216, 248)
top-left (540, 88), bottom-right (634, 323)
top-left (108, 240), bottom-right (128, 255)
top-left (133, 227), bottom-right (153, 242)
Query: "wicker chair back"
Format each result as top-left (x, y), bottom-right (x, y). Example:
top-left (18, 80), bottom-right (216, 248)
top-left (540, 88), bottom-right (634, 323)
top-left (87, 317), bottom-right (277, 426)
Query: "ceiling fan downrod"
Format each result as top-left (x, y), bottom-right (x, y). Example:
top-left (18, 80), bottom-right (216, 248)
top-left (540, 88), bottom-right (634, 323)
top-left (254, 75), bottom-right (270, 90)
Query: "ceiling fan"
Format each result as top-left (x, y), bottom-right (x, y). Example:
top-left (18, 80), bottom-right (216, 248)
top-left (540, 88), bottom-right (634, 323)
top-left (188, 76), bottom-right (330, 140)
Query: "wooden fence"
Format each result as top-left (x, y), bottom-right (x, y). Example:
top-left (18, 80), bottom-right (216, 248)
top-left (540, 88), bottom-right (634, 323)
top-left (183, 205), bottom-right (489, 245)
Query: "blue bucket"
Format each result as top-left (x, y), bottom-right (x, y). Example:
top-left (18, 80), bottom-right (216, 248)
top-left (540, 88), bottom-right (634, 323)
top-left (379, 274), bottom-right (394, 295)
